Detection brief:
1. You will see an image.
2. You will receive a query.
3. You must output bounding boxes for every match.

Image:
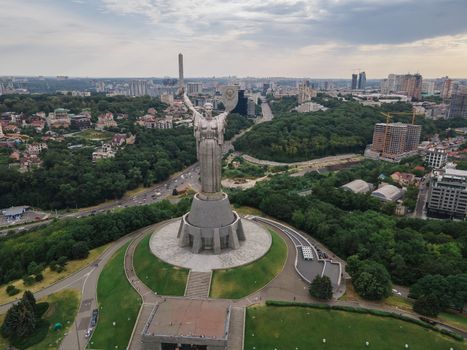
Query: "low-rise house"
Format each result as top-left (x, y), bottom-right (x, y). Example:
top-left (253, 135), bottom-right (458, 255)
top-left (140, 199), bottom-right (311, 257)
top-left (1, 206), bottom-right (29, 222)
top-left (92, 143), bottom-right (115, 162)
top-left (112, 133), bottom-right (127, 147)
top-left (26, 142), bottom-right (48, 155)
top-left (136, 115), bottom-right (173, 129)
top-left (20, 154), bottom-right (42, 172)
top-left (47, 108), bottom-right (71, 129)
top-left (390, 172), bottom-right (417, 187)
top-left (71, 112), bottom-right (92, 130)
top-left (95, 112), bottom-right (117, 130)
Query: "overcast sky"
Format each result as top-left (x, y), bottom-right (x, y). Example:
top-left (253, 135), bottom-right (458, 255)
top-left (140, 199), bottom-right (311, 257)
top-left (1, 0), bottom-right (467, 78)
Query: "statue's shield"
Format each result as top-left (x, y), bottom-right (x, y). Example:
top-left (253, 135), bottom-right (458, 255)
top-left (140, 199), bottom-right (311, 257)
top-left (221, 85), bottom-right (239, 112)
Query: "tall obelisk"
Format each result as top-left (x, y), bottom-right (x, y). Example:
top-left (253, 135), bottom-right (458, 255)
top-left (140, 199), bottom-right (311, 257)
top-left (178, 53), bottom-right (184, 90)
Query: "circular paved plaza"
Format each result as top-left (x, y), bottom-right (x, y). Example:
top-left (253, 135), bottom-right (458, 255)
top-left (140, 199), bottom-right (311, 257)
top-left (149, 219), bottom-right (272, 272)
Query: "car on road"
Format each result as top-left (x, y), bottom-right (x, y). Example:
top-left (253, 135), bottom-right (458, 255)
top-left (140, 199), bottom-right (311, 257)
top-left (85, 328), bottom-right (93, 338)
top-left (90, 309), bottom-right (99, 327)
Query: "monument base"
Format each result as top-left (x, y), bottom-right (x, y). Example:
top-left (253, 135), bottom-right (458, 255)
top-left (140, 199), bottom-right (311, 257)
top-left (177, 192), bottom-right (245, 254)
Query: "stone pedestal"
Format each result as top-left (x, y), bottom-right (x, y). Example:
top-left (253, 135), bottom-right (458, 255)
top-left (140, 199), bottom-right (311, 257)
top-left (177, 192), bottom-right (245, 254)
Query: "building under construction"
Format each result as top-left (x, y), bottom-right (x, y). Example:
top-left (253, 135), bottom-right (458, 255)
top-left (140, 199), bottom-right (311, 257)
top-left (368, 122), bottom-right (421, 162)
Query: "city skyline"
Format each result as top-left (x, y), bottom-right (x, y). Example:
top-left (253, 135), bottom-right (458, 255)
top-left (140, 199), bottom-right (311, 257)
top-left (1, 0), bottom-right (467, 78)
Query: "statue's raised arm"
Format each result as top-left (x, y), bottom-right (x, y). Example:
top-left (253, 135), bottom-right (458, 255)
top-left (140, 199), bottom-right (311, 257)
top-left (183, 93), bottom-right (201, 119)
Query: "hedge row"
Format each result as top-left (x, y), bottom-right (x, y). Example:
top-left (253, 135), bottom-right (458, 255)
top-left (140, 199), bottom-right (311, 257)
top-left (265, 300), bottom-right (465, 342)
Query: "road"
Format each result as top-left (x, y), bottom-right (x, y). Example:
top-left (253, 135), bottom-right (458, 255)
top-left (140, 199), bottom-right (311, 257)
top-left (242, 153), bottom-right (363, 168)
top-left (258, 97), bottom-right (273, 123)
top-left (414, 173), bottom-right (430, 219)
top-left (1, 162), bottom-right (201, 236)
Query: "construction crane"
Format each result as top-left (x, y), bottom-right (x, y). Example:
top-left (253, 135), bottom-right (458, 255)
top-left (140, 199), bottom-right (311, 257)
top-left (379, 107), bottom-right (424, 125)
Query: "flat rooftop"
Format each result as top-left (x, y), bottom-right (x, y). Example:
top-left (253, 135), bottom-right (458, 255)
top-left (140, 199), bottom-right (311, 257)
top-left (144, 299), bottom-right (230, 340)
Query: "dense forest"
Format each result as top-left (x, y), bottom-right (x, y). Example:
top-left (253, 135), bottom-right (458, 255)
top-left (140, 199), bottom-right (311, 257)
top-left (224, 113), bottom-right (254, 140)
top-left (0, 199), bottom-right (191, 285)
top-left (0, 127), bottom-right (197, 209)
top-left (235, 98), bottom-right (467, 162)
top-left (229, 162), bottom-right (467, 288)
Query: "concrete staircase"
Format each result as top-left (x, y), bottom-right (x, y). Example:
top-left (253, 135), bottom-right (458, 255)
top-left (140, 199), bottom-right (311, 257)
top-left (184, 271), bottom-right (212, 298)
top-left (228, 307), bottom-right (245, 350)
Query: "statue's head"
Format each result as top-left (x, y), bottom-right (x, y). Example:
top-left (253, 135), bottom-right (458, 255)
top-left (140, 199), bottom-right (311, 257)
top-left (204, 102), bottom-right (213, 119)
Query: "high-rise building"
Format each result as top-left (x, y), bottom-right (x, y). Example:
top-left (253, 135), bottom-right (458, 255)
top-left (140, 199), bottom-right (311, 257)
top-left (358, 72), bottom-right (366, 90)
top-left (186, 83), bottom-right (203, 95)
top-left (425, 147), bottom-right (448, 169)
top-left (402, 74), bottom-right (422, 101)
top-left (247, 98), bottom-right (256, 117)
top-left (232, 90), bottom-right (248, 116)
top-left (448, 88), bottom-right (467, 118)
top-left (381, 73), bottom-right (422, 100)
top-left (262, 83), bottom-right (272, 95)
top-left (129, 80), bottom-right (148, 97)
top-left (370, 122), bottom-right (421, 158)
top-left (422, 80), bottom-right (435, 95)
top-left (351, 74), bottom-right (358, 90)
top-left (427, 167), bottom-right (467, 219)
top-left (441, 78), bottom-right (453, 99)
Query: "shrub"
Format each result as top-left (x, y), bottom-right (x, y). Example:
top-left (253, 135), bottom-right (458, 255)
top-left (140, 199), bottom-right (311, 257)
top-left (22, 276), bottom-right (35, 287)
top-left (6, 285), bottom-right (20, 296)
top-left (34, 273), bottom-right (44, 282)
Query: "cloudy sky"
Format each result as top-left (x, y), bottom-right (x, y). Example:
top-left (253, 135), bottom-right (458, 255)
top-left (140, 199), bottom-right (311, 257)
top-left (1, 0), bottom-right (467, 78)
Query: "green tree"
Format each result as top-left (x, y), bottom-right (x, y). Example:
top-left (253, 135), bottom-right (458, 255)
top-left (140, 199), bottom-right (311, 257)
top-left (309, 275), bottom-right (333, 300)
top-left (71, 241), bottom-right (89, 259)
top-left (413, 295), bottom-right (441, 317)
top-left (352, 261), bottom-right (392, 300)
top-left (1, 291), bottom-right (37, 339)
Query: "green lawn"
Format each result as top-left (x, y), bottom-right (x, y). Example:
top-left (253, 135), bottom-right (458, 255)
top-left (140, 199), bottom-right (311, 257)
top-left (210, 230), bottom-right (287, 299)
top-left (88, 242), bottom-right (141, 350)
top-left (133, 233), bottom-right (189, 296)
top-left (0, 289), bottom-right (80, 350)
top-left (245, 305), bottom-right (467, 350)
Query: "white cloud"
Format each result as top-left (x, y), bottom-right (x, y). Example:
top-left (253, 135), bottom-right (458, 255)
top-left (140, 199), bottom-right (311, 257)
top-left (0, 0), bottom-right (466, 77)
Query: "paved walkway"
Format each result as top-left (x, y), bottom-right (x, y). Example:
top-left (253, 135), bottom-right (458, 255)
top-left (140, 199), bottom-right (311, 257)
top-left (184, 271), bottom-right (212, 298)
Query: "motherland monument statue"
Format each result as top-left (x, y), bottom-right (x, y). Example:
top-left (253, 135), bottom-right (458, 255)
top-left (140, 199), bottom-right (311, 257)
top-left (177, 53), bottom-right (245, 254)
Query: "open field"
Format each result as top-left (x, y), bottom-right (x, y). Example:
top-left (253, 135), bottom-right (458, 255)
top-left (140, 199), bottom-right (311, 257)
top-left (245, 305), bottom-right (466, 350)
top-left (0, 289), bottom-right (80, 350)
top-left (71, 129), bottom-right (113, 141)
top-left (88, 242), bottom-right (141, 350)
top-left (133, 233), bottom-right (188, 296)
top-left (0, 244), bottom-right (109, 306)
top-left (210, 230), bottom-right (287, 299)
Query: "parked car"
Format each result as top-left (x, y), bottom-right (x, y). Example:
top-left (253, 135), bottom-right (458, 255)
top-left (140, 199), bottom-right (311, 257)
top-left (90, 309), bottom-right (99, 327)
